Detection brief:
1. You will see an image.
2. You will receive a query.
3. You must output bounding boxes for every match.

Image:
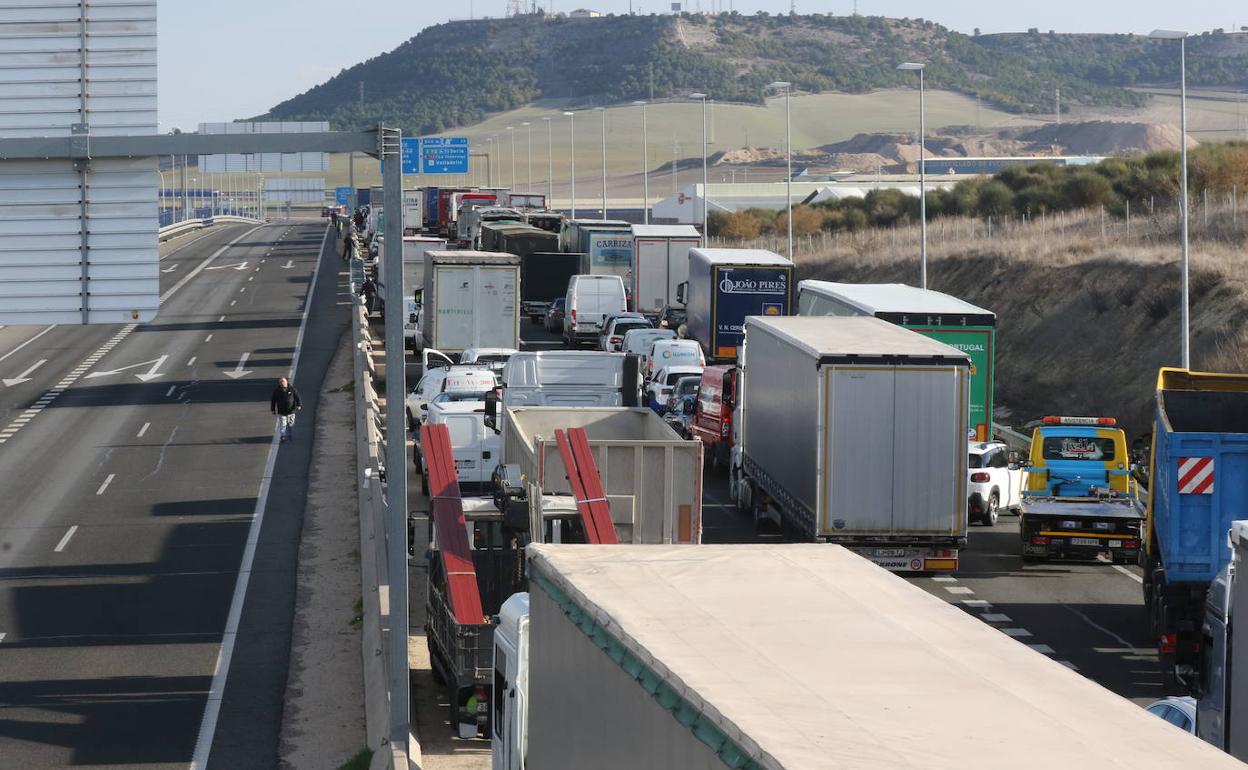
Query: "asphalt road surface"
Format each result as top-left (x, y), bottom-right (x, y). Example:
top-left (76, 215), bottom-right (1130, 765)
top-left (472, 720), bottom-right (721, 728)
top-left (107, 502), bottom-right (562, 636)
top-left (0, 221), bottom-right (346, 769)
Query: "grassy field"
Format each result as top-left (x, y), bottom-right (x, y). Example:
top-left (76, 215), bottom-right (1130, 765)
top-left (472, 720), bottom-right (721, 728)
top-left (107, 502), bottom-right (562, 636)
top-left (321, 89), bottom-right (1042, 198)
top-left (1126, 88), bottom-right (1248, 142)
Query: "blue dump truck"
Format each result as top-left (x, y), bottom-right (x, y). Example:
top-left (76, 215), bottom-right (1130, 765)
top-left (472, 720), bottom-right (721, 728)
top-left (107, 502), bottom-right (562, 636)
top-left (1144, 368), bottom-right (1248, 695)
top-left (679, 248), bottom-right (795, 363)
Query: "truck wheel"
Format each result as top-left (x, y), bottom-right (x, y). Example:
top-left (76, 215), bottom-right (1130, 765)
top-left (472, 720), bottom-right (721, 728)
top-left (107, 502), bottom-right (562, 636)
top-left (983, 493), bottom-right (1000, 527)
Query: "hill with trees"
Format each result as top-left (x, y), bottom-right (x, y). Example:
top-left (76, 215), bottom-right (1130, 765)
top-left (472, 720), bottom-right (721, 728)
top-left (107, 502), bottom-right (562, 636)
top-left (255, 13), bottom-right (1248, 136)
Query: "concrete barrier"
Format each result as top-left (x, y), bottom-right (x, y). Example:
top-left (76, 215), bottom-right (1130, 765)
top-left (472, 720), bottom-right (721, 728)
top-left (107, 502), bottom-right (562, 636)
top-left (351, 284), bottom-right (420, 770)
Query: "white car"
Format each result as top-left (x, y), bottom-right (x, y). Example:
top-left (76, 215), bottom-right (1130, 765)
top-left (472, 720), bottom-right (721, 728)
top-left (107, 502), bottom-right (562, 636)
top-left (967, 441), bottom-right (1025, 526)
top-left (598, 313), bottom-right (652, 352)
top-left (405, 364), bottom-right (497, 431)
top-left (459, 347), bottom-right (518, 374)
top-left (646, 365), bottom-right (704, 411)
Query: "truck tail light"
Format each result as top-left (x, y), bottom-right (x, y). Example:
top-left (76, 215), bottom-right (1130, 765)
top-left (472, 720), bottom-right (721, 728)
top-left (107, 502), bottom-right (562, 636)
top-left (611, 336), bottom-right (622, 345)
top-left (571, 309), bottom-right (577, 324)
top-left (1121, 539), bottom-right (1140, 550)
top-left (970, 472), bottom-right (990, 483)
top-left (1160, 633), bottom-right (1177, 654)
top-left (1030, 536), bottom-right (1050, 546)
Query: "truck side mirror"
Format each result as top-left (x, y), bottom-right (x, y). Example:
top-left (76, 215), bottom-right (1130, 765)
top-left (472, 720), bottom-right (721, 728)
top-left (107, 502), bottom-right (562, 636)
top-left (676, 281), bottom-right (688, 305)
top-left (484, 388), bottom-right (500, 432)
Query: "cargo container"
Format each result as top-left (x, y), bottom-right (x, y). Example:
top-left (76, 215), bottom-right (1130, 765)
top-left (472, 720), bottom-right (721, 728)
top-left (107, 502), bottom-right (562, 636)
top-left (508, 192), bottom-right (547, 210)
top-left (557, 218), bottom-right (630, 253)
top-left (355, 187), bottom-right (372, 207)
top-left (681, 248), bottom-right (794, 362)
top-left (402, 188), bottom-right (424, 235)
top-left (493, 406), bottom-right (701, 544)
top-left (436, 187), bottom-right (475, 235)
top-left (450, 192), bottom-right (499, 242)
top-left (559, 219), bottom-right (633, 284)
top-left (1144, 368), bottom-right (1248, 695)
top-left (461, 206), bottom-right (523, 249)
top-left (798, 280), bottom-right (998, 442)
top-left (1196, 520), bottom-right (1248, 758)
top-left (480, 222), bottom-right (557, 257)
top-left (423, 187), bottom-right (440, 229)
top-left (497, 543), bottom-right (1241, 770)
top-left (630, 224), bottom-right (702, 317)
top-left (731, 316), bottom-right (969, 571)
top-left (420, 251), bottom-right (520, 355)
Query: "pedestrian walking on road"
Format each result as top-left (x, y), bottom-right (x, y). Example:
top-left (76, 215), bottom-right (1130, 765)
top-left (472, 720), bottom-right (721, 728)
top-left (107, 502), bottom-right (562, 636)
top-left (358, 275), bottom-right (378, 313)
top-left (270, 376), bottom-right (302, 443)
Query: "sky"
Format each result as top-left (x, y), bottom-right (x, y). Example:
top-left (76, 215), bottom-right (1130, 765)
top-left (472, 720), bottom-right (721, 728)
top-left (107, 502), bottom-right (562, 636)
top-left (158, 0), bottom-right (1241, 132)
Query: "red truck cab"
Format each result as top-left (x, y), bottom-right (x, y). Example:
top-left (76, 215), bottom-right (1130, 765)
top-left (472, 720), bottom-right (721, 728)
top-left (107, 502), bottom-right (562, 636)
top-left (690, 365), bottom-right (737, 471)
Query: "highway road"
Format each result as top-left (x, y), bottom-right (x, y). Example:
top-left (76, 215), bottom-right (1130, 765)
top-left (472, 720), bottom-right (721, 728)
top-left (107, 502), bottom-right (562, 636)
top-left (0, 221), bottom-right (345, 769)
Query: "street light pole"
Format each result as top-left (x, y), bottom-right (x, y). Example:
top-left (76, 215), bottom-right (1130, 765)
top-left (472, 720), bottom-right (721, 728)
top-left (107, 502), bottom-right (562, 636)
top-left (507, 126), bottom-right (516, 190)
top-left (523, 121), bottom-right (532, 192)
top-left (564, 111), bottom-right (577, 218)
top-left (690, 93), bottom-right (709, 236)
top-left (1152, 29), bottom-right (1191, 369)
top-left (898, 62), bottom-right (928, 289)
top-left (543, 117), bottom-right (554, 204)
top-left (595, 107), bottom-right (607, 218)
top-left (634, 101), bottom-right (650, 224)
top-left (768, 82), bottom-right (793, 259)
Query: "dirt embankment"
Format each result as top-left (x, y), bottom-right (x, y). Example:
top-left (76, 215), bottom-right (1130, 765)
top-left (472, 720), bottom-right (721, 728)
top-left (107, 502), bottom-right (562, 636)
top-left (794, 210), bottom-right (1248, 438)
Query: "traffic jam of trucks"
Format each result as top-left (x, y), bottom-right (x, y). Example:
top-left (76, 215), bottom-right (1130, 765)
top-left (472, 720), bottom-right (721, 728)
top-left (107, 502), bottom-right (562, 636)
top-left (343, 181), bottom-right (1245, 764)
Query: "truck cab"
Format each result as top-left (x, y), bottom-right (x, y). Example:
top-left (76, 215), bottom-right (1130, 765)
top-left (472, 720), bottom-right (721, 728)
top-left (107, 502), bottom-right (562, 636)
top-left (1024, 416), bottom-right (1135, 498)
top-left (491, 593), bottom-right (530, 770)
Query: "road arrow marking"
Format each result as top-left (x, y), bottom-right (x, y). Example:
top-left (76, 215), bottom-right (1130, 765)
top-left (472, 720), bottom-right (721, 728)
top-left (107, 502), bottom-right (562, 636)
top-left (3, 359), bottom-right (47, 387)
top-left (205, 261), bottom-right (249, 271)
top-left (281, 260), bottom-right (294, 269)
top-left (84, 355), bottom-right (168, 382)
top-left (224, 352), bottom-right (252, 380)
top-left (161, 264), bottom-right (179, 273)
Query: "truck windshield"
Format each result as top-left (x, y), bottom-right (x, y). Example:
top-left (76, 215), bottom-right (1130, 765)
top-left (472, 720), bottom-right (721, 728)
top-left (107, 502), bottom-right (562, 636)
top-left (1042, 436), bottom-right (1116, 462)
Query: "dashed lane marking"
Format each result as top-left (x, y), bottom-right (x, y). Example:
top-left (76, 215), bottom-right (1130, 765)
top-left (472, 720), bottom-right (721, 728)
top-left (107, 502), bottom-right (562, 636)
top-left (1001, 628), bottom-right (1033, 638)
top-left (1028, 644), bottom-right (1056, 654)
top-left (960, 599), bottom-right (991, 608)
top-left (944, 586), bottom-right (974, 595)
top-left (137, 422), bottom-right (150, 438)
top-left (95, 474), bottom-right (115, 496)
top-left (1113, 565), bottom-right (1144, 583)
top-left (53, 525), bottom-right (78, 553)
top-left (981, 613), bottom-right (1013, 623)
top-left (205, 334), bottom-right (213, 342)
top-left (931, 576), bottom-right (956, 583)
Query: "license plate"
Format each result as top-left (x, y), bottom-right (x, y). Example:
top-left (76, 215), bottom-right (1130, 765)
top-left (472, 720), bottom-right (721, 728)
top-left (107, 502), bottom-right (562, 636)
top-left (1109, 540), bottom-right (1122, 548)
top-left (874, 548), bottom-right (906, 557)
top-left (455, 459), bottom-right (475, 469)
top-left (1070, 537), bottom-right (1099, 546)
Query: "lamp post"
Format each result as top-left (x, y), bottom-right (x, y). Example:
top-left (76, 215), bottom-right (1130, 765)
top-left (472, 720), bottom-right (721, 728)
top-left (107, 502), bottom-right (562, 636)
top-left (522, 121), bottom-right (533, 192)
top-left (1151, 29), bottom-right (1191, 369)
top-left (898, 62), bottom-right (928, 289)
top-left (689, 93), bottom-right (709, 237)
top-left (634, 101), bottom-right (650, 224)
top-left (485, 137), bottom-right (494, 186)
top-left (594, 107), bottom-right (607, 217)
top-left (767, 81), bottom-right (793, 259)
top-left (506, 125), bottom-right (516, 190)
top-left (563, 111), bottom-right (577, 218)
top-left (543, 117), bottom-right (554, 204)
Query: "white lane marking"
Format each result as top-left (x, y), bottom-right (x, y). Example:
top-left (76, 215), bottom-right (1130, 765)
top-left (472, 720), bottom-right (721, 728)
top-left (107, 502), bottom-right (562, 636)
top-left (164, 385), bottom-right (176, 397)
top-left (1059, 661), bottom-right (1080, 670)
top-left (1001, 628), bottom-right (1033, 638)
top-left (84, 355), bottom-right (168, 382)
top-left (223, 352), bottom-right (252, 380)
top-left (281, 260), bottom-right (294, 269)
top-left (187, 356), bottom-right (197, 367)
top-left (205, 334), bottom-right (213, 342)
top-left (0, 632), bottom-right (5, 642)
top-left (230, 300), bottom-right (236, 307)
top-left (945, 586), bottom-right (974, 595)
top-left (247, 276), bottom-right (254, 282)
top-left (161, 227), bottom-right (264, 304)
top-left (162, 264), bottom-right (179, 273)
top-left (3, 358), bottom-right (48, 387)
top-left (192, 224), bottom-right (325, 770)
top-left (204, 261), bottom-right (249, 272)
top-left (137, 422), bottom-right (150, 438)
top-left (1028, 644), bottom-right (1056, 654)
top-left (95, 474), bottom-right (115, 495)
top-left (1113, 564), bottom-right (1144, 583)
top-left (239, 287), bottom-right (246, 293)
top-left (931, 576), bottom-right (956, 583)
top-left (53, 525), bottom-right (78, 553)
top-left (218, 315), bottom-right (226, 322)
top-left (0, 325), bottom-right (56, 364)
top-left (960, 599), bottom-right (991, 608)
top-left (981, 613), bottom-right (1013, 623)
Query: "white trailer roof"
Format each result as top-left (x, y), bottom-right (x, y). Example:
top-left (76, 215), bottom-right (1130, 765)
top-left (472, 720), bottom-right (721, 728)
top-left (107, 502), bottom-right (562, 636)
top-left (690, 247), bottom-right (792, 266)
top-left (528, 544), bottom-right (1239, 770)
top-left (631, 224), bottom-right (702, 239)
top-left (424, 250), bottom-right (520, 265)
top-left (800, 280), bottom-right (995, 318)
top-left (747, 315), bottom-right (968, 363)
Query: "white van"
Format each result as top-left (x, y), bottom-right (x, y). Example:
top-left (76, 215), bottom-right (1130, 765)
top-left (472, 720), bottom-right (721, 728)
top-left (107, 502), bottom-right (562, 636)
top-left (405, 362), bottom-right (497, 430)
top-left (492, 593), bottom-right (530, 770)
top-left (646, 338), bottom-right (706, 380)
top-left (564, 274), bottom-right (627, 347)
top-left (418, 398), bottom-right (502, 490)
top-left (621, 328), bottom-right (676, 373)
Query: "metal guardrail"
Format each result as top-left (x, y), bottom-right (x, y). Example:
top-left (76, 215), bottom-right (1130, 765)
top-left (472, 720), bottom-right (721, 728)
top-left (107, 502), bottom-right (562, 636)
top-left (157, 215), bottom-right (263, 242)
top-left (991, 422), bottom-right (1032, 452)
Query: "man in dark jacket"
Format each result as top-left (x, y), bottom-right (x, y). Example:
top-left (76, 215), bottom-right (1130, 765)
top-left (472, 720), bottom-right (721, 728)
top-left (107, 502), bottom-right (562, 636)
top-left (270, 377), bottom-right (302, 442)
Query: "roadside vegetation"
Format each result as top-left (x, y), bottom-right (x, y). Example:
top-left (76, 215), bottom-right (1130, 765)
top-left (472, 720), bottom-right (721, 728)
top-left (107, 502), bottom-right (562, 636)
top-left (710, 142), bottom-right (1248, 239)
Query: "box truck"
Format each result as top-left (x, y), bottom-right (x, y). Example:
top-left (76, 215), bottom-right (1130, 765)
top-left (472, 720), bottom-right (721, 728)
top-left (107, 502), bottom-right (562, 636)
top-left (419, 251), bottom-right (520, 355)
top-left (491, 406), bottom-right (701, 545)
top-left (402, 188), bottom-right (424, 235)
top-left (630, 224), bottom-right (702, 318)
top-left (730, 315), bottom-right (969, 572)
top-left (1144, 368), bottom-right (1248, 695)
top-left (494, 543), bottom-right (1242, 770)
top-left (681, 248), bottom-right (794, 362)
top-left (799, 280), bottom-right (997, 442)
top-left (1196, 520), bottom-right (1248, 758)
